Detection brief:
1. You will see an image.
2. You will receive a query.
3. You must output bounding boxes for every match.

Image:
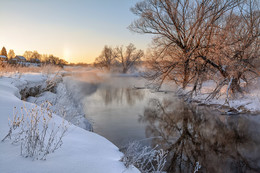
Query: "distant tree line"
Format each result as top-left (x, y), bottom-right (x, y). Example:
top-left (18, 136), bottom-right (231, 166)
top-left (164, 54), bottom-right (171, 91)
top-left (0, 47), bottom-right (68, 66)
top-left (68, 62), bottom-right (90, 67)
top-left (23, 51), bottom-right (68, 65)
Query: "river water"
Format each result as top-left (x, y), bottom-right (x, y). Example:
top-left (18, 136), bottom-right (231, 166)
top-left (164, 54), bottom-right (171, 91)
top-left (77, 75), bottom-right (260, 172)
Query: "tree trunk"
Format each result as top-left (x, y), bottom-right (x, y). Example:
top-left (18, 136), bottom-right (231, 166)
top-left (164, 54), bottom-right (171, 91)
top-left (183, 59), bottom-right (190, 89)
top-left (230, 77), bottom-right (243, 94)
top-left (122, 67), bottom-right (128, 73)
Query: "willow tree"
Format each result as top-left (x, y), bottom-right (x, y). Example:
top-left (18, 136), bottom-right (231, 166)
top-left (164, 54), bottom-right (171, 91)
top-left (130, 0), bottom-right (260, 98)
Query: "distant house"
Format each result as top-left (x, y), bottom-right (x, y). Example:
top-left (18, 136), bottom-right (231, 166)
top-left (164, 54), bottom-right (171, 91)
top-left (0, 55), bottom-right (7, 64)
top-left (15, 56), bottom-right (26, 62)
top-left (35, 58), bottom-right (41, 63)
top-left (10, 55), bottom-right (26, 64)
top-left (31, 58), bottom-right (41, 63)
top-left (0, 55), bottom-right (7, 61)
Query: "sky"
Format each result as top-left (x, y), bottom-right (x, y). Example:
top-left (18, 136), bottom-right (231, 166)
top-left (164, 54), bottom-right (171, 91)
top-left (0, 0), bottom-right (152, 63)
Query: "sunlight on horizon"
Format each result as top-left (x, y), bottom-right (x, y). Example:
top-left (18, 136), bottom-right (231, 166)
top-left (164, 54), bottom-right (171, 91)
top-left (0, 0), bottom-right (152, 63)
top-left (63, 47), bottom-right (71, 62)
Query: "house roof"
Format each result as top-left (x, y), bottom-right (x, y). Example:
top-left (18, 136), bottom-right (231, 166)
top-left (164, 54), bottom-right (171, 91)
top-left (15, 56), bottom-right (26, 60)
top-left (0, 55), bottom-right (7, 59)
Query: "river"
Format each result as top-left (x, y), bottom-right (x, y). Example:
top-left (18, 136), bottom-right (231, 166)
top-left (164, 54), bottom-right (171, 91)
top-left (74, 75), bottom-right (260, 172)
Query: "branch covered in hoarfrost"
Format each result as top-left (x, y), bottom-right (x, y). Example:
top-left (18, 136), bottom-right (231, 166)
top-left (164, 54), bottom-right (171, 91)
top-left (121, 141), bottom-right (168, 172)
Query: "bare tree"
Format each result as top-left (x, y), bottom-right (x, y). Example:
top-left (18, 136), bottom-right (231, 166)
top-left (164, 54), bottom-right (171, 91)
top-left (94, 45), bottom-right (117, 71)
top-left (41, 54), bottom-right (50, 63)
top-left (200, 0), bottom-right (260, 100)
top-left (7, 49), bottom-right (15, 60)
top-left (32, 51), bottom-right (41, 62)
top-left (23, 51), bottom-right (41, 62)
top-left (116, 43), bottom-right (144, 73)
top-left (130, 0), bottom-right (260, 98)
top-left (23, 51), bottom-right (34, 61)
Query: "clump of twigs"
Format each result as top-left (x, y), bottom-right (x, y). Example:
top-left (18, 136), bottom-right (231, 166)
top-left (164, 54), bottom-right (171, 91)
top-left (121, 141), bottom-right (168, 172)
top-left (2, 102), bottom-right (69, 160)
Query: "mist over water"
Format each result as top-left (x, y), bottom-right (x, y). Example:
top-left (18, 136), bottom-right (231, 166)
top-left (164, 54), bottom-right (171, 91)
top-left (66, 70), bottom-right (260, 172)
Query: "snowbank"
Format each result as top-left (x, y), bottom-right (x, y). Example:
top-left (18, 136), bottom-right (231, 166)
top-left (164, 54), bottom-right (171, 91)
top-left (179, 79), bottom-right (260, 113)
top-left (26, 76), bottom-right (93, 131)
top-left (0, 73), bottom-right (139, 173)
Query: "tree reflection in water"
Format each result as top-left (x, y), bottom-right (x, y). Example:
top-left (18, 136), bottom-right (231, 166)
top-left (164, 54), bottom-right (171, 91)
top-left (98, 87), bottom-right (145, 106)
top-left (140, 98), bottom-right (260, 173)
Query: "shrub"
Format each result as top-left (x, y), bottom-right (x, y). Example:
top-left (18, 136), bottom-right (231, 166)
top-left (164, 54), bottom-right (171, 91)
top-left (2, 102), bottom-right (68, 160)
top-left (121, 141), bottom-right (168, 172)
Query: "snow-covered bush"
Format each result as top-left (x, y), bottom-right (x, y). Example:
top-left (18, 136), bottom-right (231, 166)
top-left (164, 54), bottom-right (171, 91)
top-left (2, 102), bottom-right (68, 160)
top-left (121, 141), bottom-right (168, 172)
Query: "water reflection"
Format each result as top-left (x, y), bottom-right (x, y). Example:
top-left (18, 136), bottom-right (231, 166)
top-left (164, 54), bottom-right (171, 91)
top-left (140, 98), bottom-right (260, 173)
top-left (98, 87), bottom-right (145, 106)
top-left (83, 87), bottom-right (150, 146)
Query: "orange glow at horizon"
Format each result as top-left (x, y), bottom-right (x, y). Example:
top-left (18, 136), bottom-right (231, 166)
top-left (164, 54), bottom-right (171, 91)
top-left (0, 0), bottom-right (152, 64)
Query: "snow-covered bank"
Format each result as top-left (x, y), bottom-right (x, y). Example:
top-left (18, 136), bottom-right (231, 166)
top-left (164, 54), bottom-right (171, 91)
top-left (26, 75), bottom-right (92, 131)
top-left (0, 73), bottom-right (139, 173)
top-left (164, 79), bottom-right (260, 114)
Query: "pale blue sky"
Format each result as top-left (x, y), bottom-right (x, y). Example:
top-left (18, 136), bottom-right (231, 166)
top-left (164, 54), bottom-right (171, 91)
top-left (0, 0), bottom-right (151, 63)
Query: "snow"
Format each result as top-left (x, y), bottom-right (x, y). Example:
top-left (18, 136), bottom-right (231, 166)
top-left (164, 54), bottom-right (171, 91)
top-left (26, 79), bottom-right (93, 131)
top-left (0, 55), bottom-right (7, 59)
top-left (0, 73), bottom-right (139, 173)
top-left (180, 79), bottom-right (260, 113)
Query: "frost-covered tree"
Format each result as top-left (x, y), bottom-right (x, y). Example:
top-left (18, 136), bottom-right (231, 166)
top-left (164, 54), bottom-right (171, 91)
top-left (130, 0), bottom-right (260, 98)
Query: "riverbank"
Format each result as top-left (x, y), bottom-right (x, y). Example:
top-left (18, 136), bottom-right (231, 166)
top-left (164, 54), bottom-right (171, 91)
top-left (157, 79), bottom-right (260, 115)
top-left (0, 73), bottom-right (139, 173)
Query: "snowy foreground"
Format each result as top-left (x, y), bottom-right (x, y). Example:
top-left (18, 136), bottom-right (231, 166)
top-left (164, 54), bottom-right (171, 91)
top-left (0, 73), bottom-right (139, 173)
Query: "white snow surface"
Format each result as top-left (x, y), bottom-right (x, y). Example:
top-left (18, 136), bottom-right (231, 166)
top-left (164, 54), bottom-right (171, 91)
top-left (0, 73), bottom-right (139, 173)
top-left (180, 79), bottom-right (260, 112)
top-left (26, 77), bottom-right (92, 131)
